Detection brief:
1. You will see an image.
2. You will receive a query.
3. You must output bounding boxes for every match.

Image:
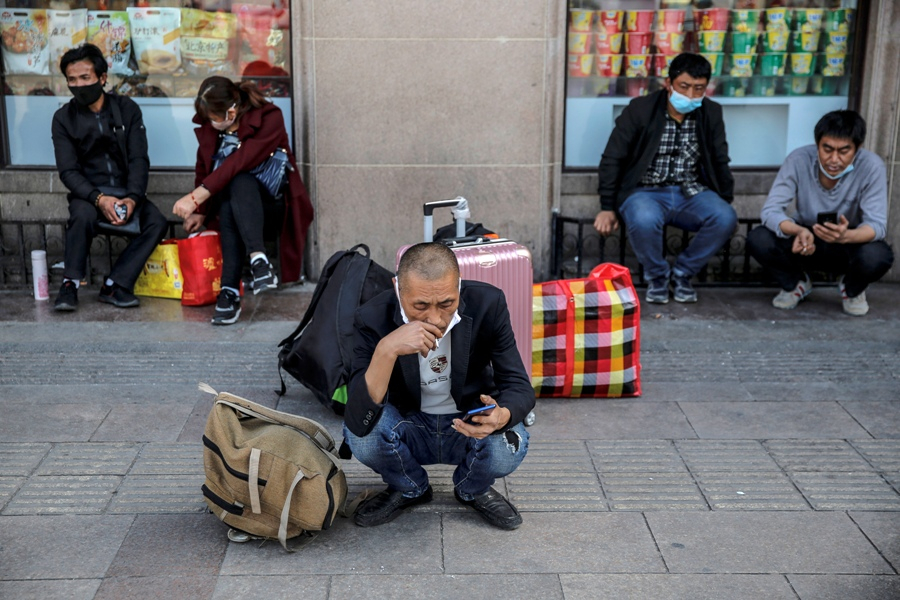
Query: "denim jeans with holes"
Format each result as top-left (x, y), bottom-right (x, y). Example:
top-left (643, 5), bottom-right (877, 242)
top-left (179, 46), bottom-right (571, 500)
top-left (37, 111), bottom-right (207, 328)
top-left (343, 403), bottom-right (529, 500)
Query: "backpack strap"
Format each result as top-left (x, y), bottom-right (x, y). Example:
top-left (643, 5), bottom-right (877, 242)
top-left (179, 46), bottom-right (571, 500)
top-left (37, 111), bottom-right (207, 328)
top-left (278, 468), bottom-right (305, 551)
top-left (107, 95), bottom-right (129, 174)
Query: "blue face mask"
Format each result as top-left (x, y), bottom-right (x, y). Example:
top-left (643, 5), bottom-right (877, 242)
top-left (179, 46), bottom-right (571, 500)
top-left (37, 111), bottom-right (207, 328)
top-left (819, 161), bottom-right (854, 180)
top-left (669, 89), bottom-right (703, 115)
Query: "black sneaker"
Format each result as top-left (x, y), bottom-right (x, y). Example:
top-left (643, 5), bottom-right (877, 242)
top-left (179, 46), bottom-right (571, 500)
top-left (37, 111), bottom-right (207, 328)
top-left (250, 258), bottom-right (278, 295)
top-left (98, 282), bottom-right (140, 308)
top-left (672, 273), bottom-right (698, 303)
top-left (54, 281), bottom-right (78, 312)
top-left (211, 289), bottom-right (241, 325)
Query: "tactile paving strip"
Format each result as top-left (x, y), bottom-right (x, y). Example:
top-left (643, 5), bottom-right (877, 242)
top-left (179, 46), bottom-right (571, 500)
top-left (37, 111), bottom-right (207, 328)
top-left (764, 440), bottom-right (876, 473)
top-left (693, 471), bottom-right (809, 510)
top-left (3, 475), bottom-right (121, 515)
top-left (108, 475), bottom-right (206, 514)
top-left (640, 353), bottom-right (741, 382)
top-left (589, 440), bottom-right (687, 474)
top-left (789, 471), bottom-right (900, 511)
top-left (601, 471), bottom-right (706, 511)
top-left (37, 443), bottom-right (141, 476)
top-left (0, 477), bottom-right (23, 511)
top-left (676, 440), bottom-right (781, 472)
top-left (734, 353), bottom-right (894, 382)
top-left (131, 443), bottom-right (204, 476)
top-left (850, 440), bottom-right (900, 473)
top-left (0, 443), bottom-right (52, 477)
top-left (507, 470), bottom-right (606, 511)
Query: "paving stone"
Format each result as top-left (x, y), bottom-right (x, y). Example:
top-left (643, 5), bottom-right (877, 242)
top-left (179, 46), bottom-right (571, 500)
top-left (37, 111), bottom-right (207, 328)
top-left (765, 440), bottom-right (877, 472)
top-left (527, 400), bottom-right (697, 439)
top-left (830, 382), bottom-right (900, 402)
top-left (0, 579), bottom-right (101, 599)
top-left (743, 382), bottom-right (839, 402)
top-left (506, 471), bottom-right (606, 511)
top-left (841, 402), bottom-right (900, 439)
top-left (848, 512), bottom-right (900, 571)
top-left (788, 575), bottom-right (900, 600)
top-left (884, 472), bottom-right (900, 494)
top-left (625, 382), bottom-right (753, 402)
top-left (0, 443), bottom-right (51, 476)
top-left (789, 472), bottom-right (900, 511)
top-left (108, 475), bottom-right (206, 514)
top-left (693, 471), bottom-right (809, 510)
top-left (0, 404), bottom-right (110, 442)
top-left (332, 574), bottom-right (566, 599)
top-left (676, 440), bottom-right (781, 472)
top-left (647, 512), bottom-right (894, 574)
top-left (3, 475), bottom-right (120, 515)
top-left (212, 575), bottom-right (331, 599)
top-left (91, 402), bottom-right (196, 442)
top-left (851, 440), bottom-right (900, 472)
top-left (601, 472), bottom-right (707, 511)
top-left (220, 512), bottom-right (443, 575)
top-left (444, 512), bottom-right (664, 574)
top-left (129, 443), bottom-right (203, 476)
top-left (588, 440), bottom-right (687, 474)
top-left (559, 574), bottom-right (797, 600)
top-left (640, 353), bottom-right (741, 382)
top-left (678, 402), bottom-right (870, 439)
top-left (94, 575), bottom-right (218, 600)
top-left (106, 514), bottom-right (228, 577)
top-left (517, 440), bottom-right (594, 472)
top-left (36, 443), bottom-right (141, 475)
top-left (0, 514), bottom-right (134, 579)
top-left (0, 477), bottom-right (23, 512)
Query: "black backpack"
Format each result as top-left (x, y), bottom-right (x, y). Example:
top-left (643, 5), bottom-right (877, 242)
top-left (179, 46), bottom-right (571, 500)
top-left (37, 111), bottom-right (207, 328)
top-left (277, 244), bottom-right (393, 414)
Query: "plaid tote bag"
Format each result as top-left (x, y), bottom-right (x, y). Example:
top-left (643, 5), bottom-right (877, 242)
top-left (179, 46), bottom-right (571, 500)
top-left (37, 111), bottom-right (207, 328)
top-left (532, 263), bottom-right (641, 398)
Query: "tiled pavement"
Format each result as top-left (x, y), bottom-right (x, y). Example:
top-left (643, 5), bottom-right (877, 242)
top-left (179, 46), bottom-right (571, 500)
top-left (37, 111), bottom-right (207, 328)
top-left (0, 283), bottom-right (898, 599)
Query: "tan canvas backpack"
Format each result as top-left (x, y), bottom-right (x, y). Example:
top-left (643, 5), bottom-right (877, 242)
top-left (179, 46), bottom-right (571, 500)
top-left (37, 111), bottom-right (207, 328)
top-left (199, 384), bottom-right (348, 550)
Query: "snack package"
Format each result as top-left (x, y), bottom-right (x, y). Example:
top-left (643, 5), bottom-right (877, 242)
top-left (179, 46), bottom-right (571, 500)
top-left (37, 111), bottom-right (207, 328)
top-left (112, 75), bottom-right (172, 97)
top-left (87, 11), bottom-right (132, 75)
top-left (48, 9), bottom-right (87, 74)
top-left (4, 74), bottom-right (52, 95)
top-left (233, 3), bottom-right (289, 75)
top-left (127, 7), bottom-right (181, 75)
top-left (180, 8), bottom-right (236, 76)
top-left (1, 9), bottom-right (50, 75)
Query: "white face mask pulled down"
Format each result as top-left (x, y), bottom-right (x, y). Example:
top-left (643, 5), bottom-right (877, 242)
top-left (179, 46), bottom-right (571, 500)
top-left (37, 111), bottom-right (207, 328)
top-left (394, 278), bottom-right (461, 351)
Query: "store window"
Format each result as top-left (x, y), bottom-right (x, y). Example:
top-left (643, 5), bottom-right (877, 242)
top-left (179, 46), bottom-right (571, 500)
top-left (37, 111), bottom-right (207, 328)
top-left (0, 0), bottom-right (292, 167)
top-left (565, 1), bottom-right (860, 169)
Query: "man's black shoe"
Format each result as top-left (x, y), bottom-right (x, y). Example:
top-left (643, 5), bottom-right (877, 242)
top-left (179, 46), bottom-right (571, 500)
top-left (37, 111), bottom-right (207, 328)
top-left (354, 485), bottom-right (433, 527)
top-left (54, 281), bottom-right (78, 312)
top-left (98, 282), bottom-right (140, 308)
top-left (455, 487), bottom-right (522, 530)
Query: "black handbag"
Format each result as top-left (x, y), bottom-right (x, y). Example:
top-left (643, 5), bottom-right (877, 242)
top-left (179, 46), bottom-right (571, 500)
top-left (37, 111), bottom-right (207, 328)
top-left (212, 133), bottom-right (294, 198)
top-left (94, 97), bottom-right (141, 237)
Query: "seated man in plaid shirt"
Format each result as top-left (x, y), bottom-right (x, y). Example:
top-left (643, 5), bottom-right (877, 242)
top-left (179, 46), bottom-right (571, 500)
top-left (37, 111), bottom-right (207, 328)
top-left (593, 52), bottom-right (737, 304)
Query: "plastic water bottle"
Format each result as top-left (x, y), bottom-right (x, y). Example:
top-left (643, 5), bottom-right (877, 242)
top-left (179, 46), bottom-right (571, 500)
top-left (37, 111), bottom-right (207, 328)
top-left (31, 250), bottom-right (49, 301)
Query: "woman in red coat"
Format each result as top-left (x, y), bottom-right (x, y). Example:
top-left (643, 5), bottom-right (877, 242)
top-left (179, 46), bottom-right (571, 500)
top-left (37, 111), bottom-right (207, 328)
top-left (173, 76), bottom-right (313, 325)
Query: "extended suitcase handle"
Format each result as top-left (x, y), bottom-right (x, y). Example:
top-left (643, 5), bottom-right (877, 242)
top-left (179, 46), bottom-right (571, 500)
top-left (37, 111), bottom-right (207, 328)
top-left (423, 197), bottom-right (470, 242)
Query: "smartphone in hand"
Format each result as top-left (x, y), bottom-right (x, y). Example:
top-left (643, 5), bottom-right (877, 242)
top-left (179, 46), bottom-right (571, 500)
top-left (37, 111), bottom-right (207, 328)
top-left (463, 404), bottom-right (496, 422)
top-left (817, 211), bottom-right (838, 226)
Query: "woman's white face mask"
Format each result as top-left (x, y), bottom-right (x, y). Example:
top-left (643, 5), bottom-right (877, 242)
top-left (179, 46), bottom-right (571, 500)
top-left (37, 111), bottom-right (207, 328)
top-left (210, 104), bottom-right (237, 131)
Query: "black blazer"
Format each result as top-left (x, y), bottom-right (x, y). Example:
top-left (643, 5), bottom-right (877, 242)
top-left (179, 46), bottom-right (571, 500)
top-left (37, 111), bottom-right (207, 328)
top-left (345, 280), bottom-right (535, 438)
top-left (597, 89), bottom-right (734, 212)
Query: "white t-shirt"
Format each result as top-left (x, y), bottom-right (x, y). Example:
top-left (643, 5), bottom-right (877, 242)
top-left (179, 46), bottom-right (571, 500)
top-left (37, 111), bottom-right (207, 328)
top-left (419, 329), bottom-right (456, 414)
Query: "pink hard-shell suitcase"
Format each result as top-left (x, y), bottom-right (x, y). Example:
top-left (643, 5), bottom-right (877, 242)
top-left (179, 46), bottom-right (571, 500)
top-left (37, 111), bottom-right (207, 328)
top-left (397, 198), bottom-right (534, 382)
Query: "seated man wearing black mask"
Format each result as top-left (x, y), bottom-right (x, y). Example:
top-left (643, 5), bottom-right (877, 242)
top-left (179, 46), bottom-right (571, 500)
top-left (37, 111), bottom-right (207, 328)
top-left (51, 43), bottom-right (167, 311)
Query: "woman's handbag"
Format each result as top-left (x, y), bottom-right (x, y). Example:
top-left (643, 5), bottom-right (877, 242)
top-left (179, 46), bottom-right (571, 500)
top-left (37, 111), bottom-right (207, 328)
top-left (532, 263), bottom-right (642, 398)
top-left (212, 133), bottom-right (294, 198)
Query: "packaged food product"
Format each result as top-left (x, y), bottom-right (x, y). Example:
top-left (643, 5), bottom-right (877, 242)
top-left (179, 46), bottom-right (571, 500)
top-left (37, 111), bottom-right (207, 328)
top-left (790, 52), bottom-right (816, 76)
top-left (650, 53), bottom-right (675, 77)
top-left (625, 10), bottom-right (653, 33)
top-left (696, 8), bottom-right (730, 32)
top-left (181, 8), bottom-right (237, 76)
top-left (761, 29), bottom-right (787, 52)
top-left (624, 54), bottom-right (649, 77)
top-left (1, 9), bottom-right (50, 75)
top-left (569, 9), bottom-right (593, 33)
top-left (822, 52), bottom-right (845, 77)
top-left (697, 31), bottom-right (726, 53)
top-left (87, 11), bottom-right (132, 76)
top-left (4, 74), bottom-right (52, 95)
top-left (751, 76), bottom-right (777, 96)
top-left (728, 53), bottom-right (757, 77)
top-left (48, 9), bottom-right (87, 74)
top-left (793, 9), bottom-right (824, 33)
top-left (786, 76), bottom-right (809, 96)
top-left (758, 52), bottom-right (786, 76)
top-left (731, 31), bottom-right (760, 54)
top-left (568, 32), bottom-right (591, 54)
top-left (789, 31), bottom-right (820, 53)
top-left (700, 53), bottom-right (724, 76)
top-left (597, 10), bottom-right (623, 34)
top-left (567, 52), bottom-right (593, 78)
top-left (624, 32), bottom-right (651, 55)
top-left (824, 31), bottom-right (849, 54)
top-left (595, 54), bottom-right (623, 77)
top-left (234, 4), bottom-right (289, 75)
top-left (654, 31), bottom-right (685, 55)
top-left (765, 8), bottom-right (792, 32)
top-left (127, 7), bottom-right (181, 75)
top-left (594, 32), bottom-right (623, 55)
top-left (112, 75), bottom-right (172, 97)
top-left (656, 10), bottom-right (686, 33)
top-left (730, 10), bottom-right (762, 33)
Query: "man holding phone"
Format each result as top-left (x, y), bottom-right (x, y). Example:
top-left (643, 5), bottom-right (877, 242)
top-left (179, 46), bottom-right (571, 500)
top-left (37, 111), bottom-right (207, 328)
top-left (343, 243), bottom-right (534, 530)
top-left (747, 110), bottom-right (894, 316)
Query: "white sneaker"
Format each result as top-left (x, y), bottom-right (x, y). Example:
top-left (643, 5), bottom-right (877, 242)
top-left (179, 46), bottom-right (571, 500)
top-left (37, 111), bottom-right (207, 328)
top-left (772, 275), bottom-right (812, 310)
top-left (838, 276), bottom-right (869, 316)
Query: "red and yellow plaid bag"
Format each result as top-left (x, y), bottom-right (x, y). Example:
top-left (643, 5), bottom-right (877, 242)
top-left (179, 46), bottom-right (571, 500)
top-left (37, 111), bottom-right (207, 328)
top-left (532, 263), bottom-right (641, 398)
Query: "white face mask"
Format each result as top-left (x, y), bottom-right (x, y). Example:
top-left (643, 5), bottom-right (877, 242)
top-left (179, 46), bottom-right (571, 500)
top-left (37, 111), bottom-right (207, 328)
top-left (818, 160), bottom-right (855, 180)
top-left (210, 104), bottom-right (236, 131)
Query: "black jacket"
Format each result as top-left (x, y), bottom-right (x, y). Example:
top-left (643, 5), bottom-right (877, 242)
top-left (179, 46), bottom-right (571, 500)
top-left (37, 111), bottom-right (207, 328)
top-left (345, 281), bottom-right (536, 438)
top-left (597, 89), bottom-right (734, 212)
top-left (51, 93), bottom-right (149, 205)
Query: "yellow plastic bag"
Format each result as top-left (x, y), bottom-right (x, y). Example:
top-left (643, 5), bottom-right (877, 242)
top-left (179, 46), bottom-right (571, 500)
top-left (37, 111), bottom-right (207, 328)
top-left (134, 239), bottom-right (183, 299)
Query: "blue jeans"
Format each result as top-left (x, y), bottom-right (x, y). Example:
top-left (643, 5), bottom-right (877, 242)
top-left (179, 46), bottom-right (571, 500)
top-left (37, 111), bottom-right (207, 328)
top-left (619, 187), bottom-right (738, 280)
top-left (343, 404), bottom-right (529, 500)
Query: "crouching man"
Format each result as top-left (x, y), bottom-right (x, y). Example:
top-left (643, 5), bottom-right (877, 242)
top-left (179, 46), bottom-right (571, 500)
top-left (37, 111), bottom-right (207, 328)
top-left (343, 242), bottom-right (534, 530)
top-left (748, 110), bottom-right (894, 316)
